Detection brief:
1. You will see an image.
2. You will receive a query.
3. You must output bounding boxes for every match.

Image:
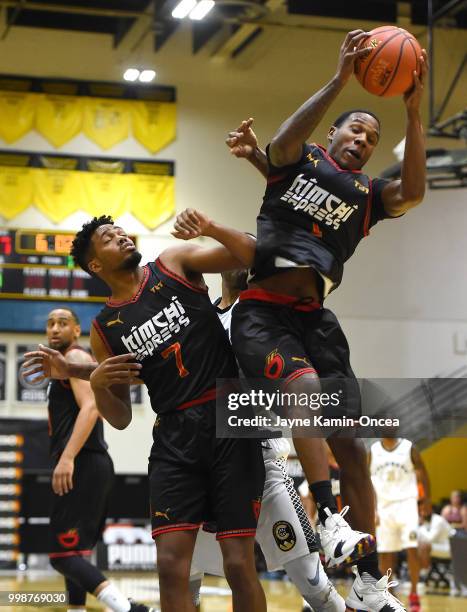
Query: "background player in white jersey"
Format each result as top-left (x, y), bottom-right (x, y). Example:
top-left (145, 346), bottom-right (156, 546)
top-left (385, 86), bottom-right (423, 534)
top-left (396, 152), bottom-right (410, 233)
top-left (189, 265), bottom-right (345, 611)
top-left (369, 438), bottom-right (431, 612)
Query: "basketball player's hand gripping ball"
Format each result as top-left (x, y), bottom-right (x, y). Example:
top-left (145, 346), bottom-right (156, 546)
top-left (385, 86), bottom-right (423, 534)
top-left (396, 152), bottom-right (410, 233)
top-left (354, 26), bottom-right (425, 97)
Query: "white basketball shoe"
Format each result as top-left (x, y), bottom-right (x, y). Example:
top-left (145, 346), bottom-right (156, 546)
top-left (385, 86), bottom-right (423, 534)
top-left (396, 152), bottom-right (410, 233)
top-left (318, 506), bottom-right (376, 568)
top-left (345, 567), bottom-right (407, 611)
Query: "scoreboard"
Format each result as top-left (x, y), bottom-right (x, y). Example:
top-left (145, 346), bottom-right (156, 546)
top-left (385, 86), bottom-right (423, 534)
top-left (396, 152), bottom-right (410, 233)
top-left (0, 229), bottom-right (135, 302)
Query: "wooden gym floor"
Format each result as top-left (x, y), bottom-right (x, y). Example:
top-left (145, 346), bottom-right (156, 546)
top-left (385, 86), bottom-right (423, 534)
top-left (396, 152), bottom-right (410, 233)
top-left (0, 571), bottom-right (466, 611)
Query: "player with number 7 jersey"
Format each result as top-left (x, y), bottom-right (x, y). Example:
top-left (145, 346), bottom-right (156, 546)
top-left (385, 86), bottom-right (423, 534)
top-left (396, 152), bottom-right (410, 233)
top-left (67, 214), bottom-right (267, 612)
top-left (93, 258), bottom-right (235, 414)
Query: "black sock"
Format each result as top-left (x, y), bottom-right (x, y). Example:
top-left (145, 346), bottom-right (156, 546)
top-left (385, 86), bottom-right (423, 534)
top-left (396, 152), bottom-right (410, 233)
top-left (309, 480), bottom-right (338, 524)
top-left (356, 551), bottom-right (382, 580)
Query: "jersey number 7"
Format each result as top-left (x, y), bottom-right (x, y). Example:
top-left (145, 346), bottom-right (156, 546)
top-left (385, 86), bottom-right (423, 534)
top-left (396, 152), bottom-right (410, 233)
top-left (161, 342), bottom-right (189, 378)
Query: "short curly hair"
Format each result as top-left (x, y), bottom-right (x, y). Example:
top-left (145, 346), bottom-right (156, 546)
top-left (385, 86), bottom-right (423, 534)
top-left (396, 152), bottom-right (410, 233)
top-left (71, 215), bottom-right (114, 274)
top-left (332, 109), bottom-right (381, 133)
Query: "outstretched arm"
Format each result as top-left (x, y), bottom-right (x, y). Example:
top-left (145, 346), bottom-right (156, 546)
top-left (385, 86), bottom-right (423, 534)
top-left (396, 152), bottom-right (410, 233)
top-left (269, 29), bottom-right (371, 167)
top-left (381, 50), bottom-right (427, 216)
top-left (171, 209), bottom-right (256, 273)
top-left (22, 344), bottom-right (142, 382)
top-left (226, 118), bottom-right (268, 179)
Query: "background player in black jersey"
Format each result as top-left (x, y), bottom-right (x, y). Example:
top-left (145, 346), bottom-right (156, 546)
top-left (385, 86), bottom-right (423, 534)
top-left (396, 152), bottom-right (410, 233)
top-left (39, 308), bottom-right (152, 612)
top-left (26, 218), bottom-right (266, 612)
top-left (179, 29), bottom-right (427, 612)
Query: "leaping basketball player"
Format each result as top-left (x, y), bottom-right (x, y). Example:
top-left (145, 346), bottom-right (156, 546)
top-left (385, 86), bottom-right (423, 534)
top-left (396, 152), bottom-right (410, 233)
top-left (178, 28), bottom-right (428, 611)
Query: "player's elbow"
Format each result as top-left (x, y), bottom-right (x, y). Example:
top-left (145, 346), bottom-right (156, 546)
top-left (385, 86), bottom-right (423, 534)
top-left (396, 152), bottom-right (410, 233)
top-left (403, 181), bottom-right (426, 208)
top-left (99, 404), bottom-right (132, 430)
top-left (269, 137), bottom-right (301, 168)
top-left (110, 414), bottom-right (132, 430)
top-left (404, 194), bottom-right (424, 211)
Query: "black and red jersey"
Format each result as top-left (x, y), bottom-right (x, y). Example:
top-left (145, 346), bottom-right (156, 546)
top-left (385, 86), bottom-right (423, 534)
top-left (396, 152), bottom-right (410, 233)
top-left (48, 345), bottom-right (107, 460)
top-left (252, 143), bottom-right (394, 295)
top-left (93, 258), bottom-right (238, 415)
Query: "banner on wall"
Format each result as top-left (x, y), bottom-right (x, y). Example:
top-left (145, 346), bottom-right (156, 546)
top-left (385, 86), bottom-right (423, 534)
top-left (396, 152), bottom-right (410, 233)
top-left (0, 167), bottom-right (35, 220)
top-left (16, 345), bottom-right (48, 403)
top-left (36, 95), bottom-right (83, 148)
top-left (0, 92), bottom-right (35, 143)
top-left (131, 101), bottom-right (176, 154)
top-left (0, 345), bottom-right (6, 401)
top-left (0, 152), bottom-right (175, 230)
top-left (0, 75), bottom-right (176, 154)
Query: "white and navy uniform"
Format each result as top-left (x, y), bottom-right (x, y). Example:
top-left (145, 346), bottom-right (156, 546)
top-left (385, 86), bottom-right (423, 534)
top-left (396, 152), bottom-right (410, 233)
top-left (190, 301), bottom-right (319, 576)
top-left (370, 439), bottom-right (419, 553)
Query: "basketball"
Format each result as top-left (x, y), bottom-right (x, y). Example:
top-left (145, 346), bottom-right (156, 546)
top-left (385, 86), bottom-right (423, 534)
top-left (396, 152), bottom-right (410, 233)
top-left (354, 26), bottom-right (422, 97)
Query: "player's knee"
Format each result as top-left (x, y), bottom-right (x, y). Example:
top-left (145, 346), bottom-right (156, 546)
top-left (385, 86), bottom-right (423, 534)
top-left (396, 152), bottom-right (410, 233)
top-left (157, 550), bottom-right (190, 584)
top-left (223, 555), bottom-right (255, 586)
top-left (49, 555), bottom-right (105, 594)
top-left (49, 555), bottom-right (78, 576)
top-left (286, 372), bottom-right (320, 396)
top-left (286, 373), bottom-right (321, 422)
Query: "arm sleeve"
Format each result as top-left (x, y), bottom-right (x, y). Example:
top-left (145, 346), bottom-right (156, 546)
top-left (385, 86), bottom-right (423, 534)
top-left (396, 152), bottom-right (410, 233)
top-left (265, 143), bottom-right (313, 178)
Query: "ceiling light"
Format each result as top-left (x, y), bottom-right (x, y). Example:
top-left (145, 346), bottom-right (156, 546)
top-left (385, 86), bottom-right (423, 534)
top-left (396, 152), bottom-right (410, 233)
top-left (189, 0), bottom-right (214, 20)
top-left (123, 68), bottom-right (140, 82)
top-left (139, 70), bottom-right (156, 83)
top-left (172, 0), bottom-right (197, 19)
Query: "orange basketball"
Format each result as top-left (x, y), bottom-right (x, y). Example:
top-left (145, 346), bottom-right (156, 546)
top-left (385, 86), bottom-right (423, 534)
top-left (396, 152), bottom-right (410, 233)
top-left (354, 26), bottom-right (422, 97)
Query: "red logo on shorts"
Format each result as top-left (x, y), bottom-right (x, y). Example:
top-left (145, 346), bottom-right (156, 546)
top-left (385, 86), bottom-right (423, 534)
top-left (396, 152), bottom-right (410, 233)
top-left (252, 498), bottom-right (262, 522)
top-left (264, 350), bottom-right (284, 379)
top-left (57, 528), bottom-right (79, 549)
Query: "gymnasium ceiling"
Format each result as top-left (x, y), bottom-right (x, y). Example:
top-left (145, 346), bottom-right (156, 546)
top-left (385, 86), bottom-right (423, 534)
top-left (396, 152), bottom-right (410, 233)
top-left (0, 0), bottom-right (465, 58)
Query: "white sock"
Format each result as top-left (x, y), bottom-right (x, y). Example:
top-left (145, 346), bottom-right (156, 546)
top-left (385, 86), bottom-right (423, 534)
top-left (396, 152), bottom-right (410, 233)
top-left (67, 609), bottom-right (86, 612)
top-left (96, 584), bottom-right (131, 612)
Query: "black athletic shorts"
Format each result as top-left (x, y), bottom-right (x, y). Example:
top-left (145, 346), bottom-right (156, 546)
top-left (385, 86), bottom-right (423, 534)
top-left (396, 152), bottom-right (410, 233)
top-left (149, 400), bottom-right (265, 540)
top-left (231, 289), bottom-right (361, 420)
top-left (49, 450), bottom-right (114, 559)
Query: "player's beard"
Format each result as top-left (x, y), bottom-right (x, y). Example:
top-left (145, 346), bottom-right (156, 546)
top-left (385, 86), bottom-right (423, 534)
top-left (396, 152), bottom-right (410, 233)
top-left (120, 250), bottom-right (143, 271)
top-left (48, 339), bottom-right (72, 353)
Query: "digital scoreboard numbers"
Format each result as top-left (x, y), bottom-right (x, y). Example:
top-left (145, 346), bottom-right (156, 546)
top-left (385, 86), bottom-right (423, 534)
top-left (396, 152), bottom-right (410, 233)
top-left (0, 229), bottom-right (134, 302)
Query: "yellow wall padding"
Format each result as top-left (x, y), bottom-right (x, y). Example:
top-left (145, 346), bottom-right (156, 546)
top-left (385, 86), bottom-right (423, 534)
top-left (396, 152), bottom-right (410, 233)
top-left (421, 429), bottom-right (467, 503)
